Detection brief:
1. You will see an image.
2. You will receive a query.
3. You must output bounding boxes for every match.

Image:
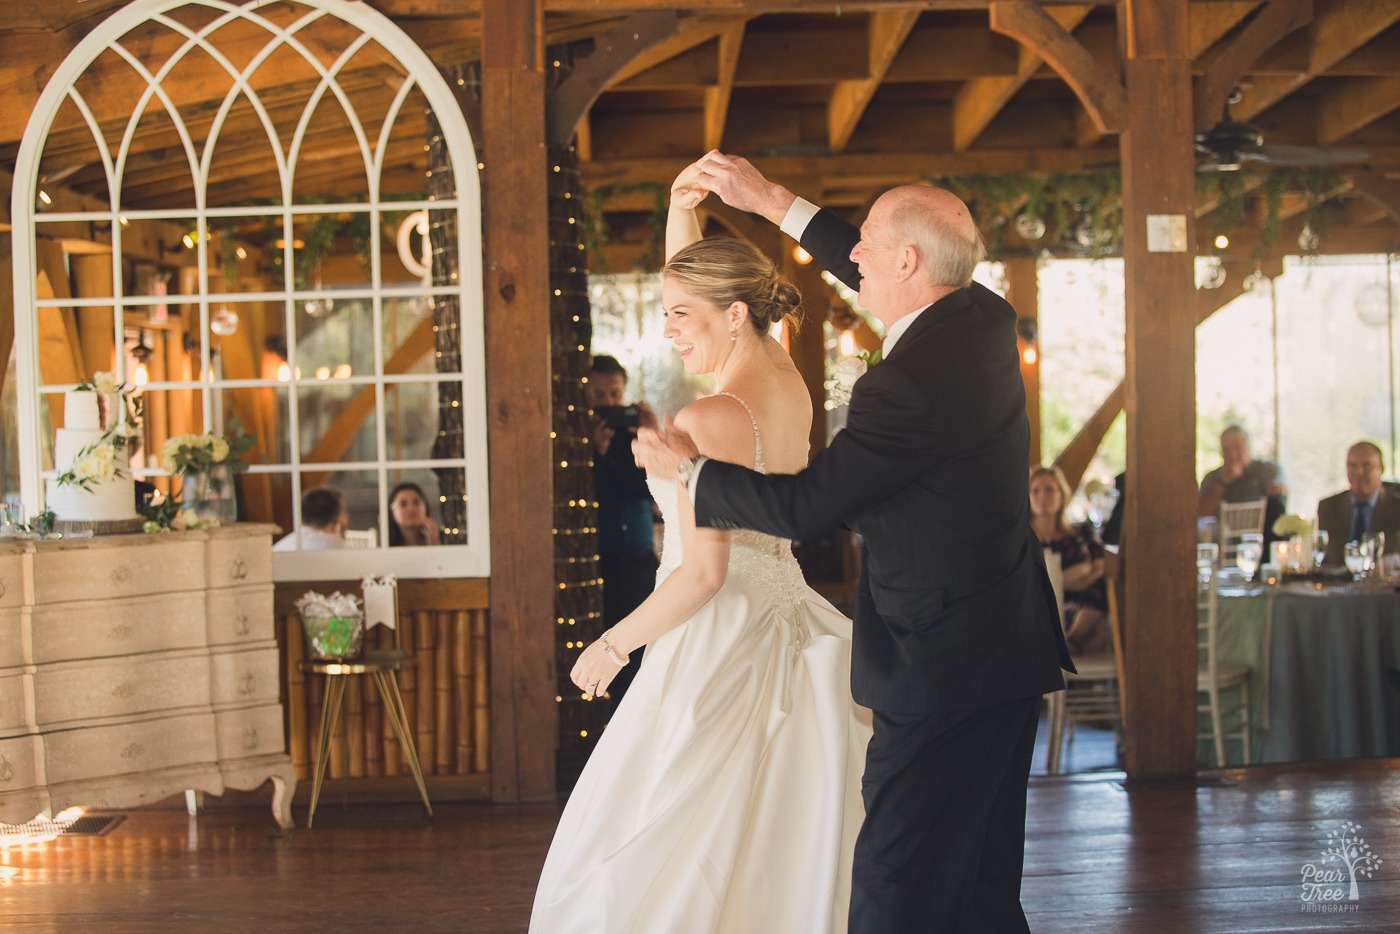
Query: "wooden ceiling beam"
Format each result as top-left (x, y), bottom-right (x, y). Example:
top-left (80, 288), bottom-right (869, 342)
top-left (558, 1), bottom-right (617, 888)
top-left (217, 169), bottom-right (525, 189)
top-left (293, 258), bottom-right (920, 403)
top-left (549, 12), bottom-right (681, 143)
top-left (1347, 169), bottom-right (1400, 225)
top-left (828, 10), bottom-right (921, 152)
top-left (1317, 76), bottom-right (1400, 145)
top-left (1234, 0), bottom-right (1400, 121)
top-left (583, 144), bottom-right (1122, 189)
top-left (610, 14), bottom-right (748, 86)
top-left (952, 4), bottom-right (1091, 151)
top-left (1188, 1), bottom-right (1262, 57)
top-left (704, 21), bottom-right (747, 151)
top-left (989, 0), bottom-right (1126, 134)
top-left (358, 1), bottom-right (1119, 12)
top-left (885, 25), bottom-right (1020, 81)
top-left (1193, 0), bottom-right (1312, 129)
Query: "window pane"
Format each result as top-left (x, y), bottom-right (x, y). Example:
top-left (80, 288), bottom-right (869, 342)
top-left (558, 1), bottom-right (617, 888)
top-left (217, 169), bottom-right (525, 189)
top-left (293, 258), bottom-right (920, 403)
top-left (387, 466), bottom-right (468, 547)
top-left (294, 296), bottom-right (374, 379)
top-left (384, 380), bottom-right (460, 461)
top-left (294, 383), bottom-right (378, 463)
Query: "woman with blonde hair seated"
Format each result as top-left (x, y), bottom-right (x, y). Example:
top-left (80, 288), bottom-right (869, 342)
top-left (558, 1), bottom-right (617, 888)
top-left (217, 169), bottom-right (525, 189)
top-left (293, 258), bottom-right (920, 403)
top-left (1029, 465), bottom-right (1108, 655)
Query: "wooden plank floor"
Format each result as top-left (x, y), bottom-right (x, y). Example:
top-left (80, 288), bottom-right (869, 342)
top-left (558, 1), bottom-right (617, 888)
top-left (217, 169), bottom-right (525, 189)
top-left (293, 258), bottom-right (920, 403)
top-left (3, 757), bottom-right (1397, 931)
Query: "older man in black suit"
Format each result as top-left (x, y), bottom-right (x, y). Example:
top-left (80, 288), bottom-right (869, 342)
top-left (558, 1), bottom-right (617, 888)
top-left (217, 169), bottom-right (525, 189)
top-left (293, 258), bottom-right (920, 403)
top-left (636, 152), bottom-right (1071, 934)
top-left (1317, 441), bottom-right (1400, 566)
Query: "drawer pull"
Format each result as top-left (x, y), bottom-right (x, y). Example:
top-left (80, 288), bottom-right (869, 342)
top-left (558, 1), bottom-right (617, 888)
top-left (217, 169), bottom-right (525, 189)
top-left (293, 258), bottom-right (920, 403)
top-left (109, 566), bottom-right (133, 584)
top-left (0, 755), bottom-right (12, 783)
top-left (109, 624), bottom-right (134, 642)
top-left (244, 727), bottom-right (260, 750)
top-left (112, 682), bottom-right (136, 700)
top-left (238, 672), bottom-right (256, 695)
top-left (120, 743), bottom-right (145, 760)
top-left (235, 613), bottom-right (251, 636)
top-left (231, 558), bottom-right (248, 580)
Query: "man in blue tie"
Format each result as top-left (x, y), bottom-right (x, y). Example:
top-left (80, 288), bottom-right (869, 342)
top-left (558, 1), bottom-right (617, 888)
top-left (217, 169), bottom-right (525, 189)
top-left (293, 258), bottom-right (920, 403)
top-left (1316, 441), bottom-right (1400, 566)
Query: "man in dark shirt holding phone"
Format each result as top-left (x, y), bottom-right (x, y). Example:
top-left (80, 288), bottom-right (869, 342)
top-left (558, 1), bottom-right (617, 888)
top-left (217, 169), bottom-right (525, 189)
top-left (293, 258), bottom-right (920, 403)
top-left (589, 355), bottom-right (658, 710)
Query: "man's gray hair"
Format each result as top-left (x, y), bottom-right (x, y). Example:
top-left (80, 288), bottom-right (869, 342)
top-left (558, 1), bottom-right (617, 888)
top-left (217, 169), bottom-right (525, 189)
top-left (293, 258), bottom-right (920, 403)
top-left (888, 197), bottom-right (986, 288)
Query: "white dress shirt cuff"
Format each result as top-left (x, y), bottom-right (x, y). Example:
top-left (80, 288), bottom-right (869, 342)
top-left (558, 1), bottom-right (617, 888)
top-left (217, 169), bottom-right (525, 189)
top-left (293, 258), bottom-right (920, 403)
top-left (686, 456), bottom-right (710, 505)
top-left (779, 197), bottom-right (820, 241)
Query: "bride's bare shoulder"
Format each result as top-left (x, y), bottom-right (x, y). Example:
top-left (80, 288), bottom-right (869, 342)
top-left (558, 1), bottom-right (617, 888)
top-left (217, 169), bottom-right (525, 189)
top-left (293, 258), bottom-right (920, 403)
top-left (675, 395), bottom-right (761, 469)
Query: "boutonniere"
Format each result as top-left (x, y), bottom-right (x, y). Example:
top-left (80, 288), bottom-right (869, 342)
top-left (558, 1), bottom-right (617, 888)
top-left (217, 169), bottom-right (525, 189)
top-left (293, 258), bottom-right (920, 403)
top-left (826, 351), bottom-right (878, 408)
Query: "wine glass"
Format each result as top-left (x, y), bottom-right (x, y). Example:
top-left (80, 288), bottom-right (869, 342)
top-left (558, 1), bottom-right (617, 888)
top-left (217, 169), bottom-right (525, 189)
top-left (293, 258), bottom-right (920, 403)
top-left (1236, 532), bottom-right (1263, 582)
top-left (1344, 541), bottom-right (1368, 581)
top-left (1311, 529), bottom-right (1329, 569)
top-left (1196, 542), bottom-right (1219, 584)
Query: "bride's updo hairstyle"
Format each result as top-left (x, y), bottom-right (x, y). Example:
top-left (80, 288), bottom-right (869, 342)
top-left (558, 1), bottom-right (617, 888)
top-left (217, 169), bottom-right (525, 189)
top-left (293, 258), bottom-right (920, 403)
top-left (663, 238), bottom-right (803, 334)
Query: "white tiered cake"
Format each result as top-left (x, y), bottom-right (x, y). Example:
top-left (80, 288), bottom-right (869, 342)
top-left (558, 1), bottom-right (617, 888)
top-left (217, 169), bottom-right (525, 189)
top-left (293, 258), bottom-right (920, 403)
top-left (47, 390), bottom-right (139, 522)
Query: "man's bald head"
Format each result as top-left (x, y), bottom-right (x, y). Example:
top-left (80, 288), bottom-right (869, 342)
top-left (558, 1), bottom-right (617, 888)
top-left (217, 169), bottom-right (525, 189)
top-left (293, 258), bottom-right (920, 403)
top-left (875, 185), bottom-right (986, 289)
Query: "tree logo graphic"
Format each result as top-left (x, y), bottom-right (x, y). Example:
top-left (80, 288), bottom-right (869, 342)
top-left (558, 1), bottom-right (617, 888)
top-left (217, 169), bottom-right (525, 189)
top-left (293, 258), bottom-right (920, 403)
top-left (1300, 821), bottom-right (1383, 913)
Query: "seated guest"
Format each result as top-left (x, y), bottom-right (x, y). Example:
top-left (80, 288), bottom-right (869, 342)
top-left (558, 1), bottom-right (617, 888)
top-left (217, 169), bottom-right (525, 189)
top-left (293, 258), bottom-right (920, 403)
top-left (1197, 425), bottom-right (1287, 518)
top-left (1030, 466), bottom-right (1109, 655)
top-left (273, 487), bottom-right (349, 551)
top-left (1317, 441), bottom-right (1400, 566)
top-left (388, 482), bottom-right (440, 546)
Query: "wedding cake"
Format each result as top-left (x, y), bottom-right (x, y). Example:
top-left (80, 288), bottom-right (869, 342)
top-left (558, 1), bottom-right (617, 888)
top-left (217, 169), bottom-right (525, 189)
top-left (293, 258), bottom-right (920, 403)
top-left (47, 389), bottom-right (139, 522)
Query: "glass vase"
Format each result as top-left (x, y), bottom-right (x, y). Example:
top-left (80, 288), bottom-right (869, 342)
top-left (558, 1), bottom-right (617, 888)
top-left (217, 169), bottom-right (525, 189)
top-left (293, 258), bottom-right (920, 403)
top-left (183, 463), bottom-right (238, 527)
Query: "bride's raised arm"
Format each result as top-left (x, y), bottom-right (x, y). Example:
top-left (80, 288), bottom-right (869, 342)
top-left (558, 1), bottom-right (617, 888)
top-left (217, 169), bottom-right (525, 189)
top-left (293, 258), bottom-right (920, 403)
top-left (665, 158), bottom-right (710, 262)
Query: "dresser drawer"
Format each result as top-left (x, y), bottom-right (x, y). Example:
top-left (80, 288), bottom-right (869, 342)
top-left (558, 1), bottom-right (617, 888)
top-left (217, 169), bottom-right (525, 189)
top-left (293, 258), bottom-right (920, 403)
top-left (215, 704), bottom-right (287, 761)
top-left (32, 651), bottom-right (211, 727)
top-left (42, 711), bottom-right (218, 784)
top-left (207, 536), bottom-right (272, 589)
top-left (206, 585), bottom-right (274, 645)
top-left (209, 646), bottom-right (280, 707)
top-left (0, 550), bottom-right (24, 609)
top-left (30, 537), bottom-right (205, 604)
top-left (0, 733), bottom-right (41, 793)
top-left (0, 608), bottom-right (24, 669)
top-left (0, 670), bottom-right (33, 735)
top-left (30, 592), bottom-right (206, 664)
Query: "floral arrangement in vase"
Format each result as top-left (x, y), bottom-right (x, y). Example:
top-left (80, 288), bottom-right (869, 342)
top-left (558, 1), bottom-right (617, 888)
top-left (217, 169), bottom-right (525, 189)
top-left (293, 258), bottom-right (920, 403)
top-left (1271, 514), bottom-right (1312, 538)
top-left (159, 418), bottom-right (256, 528)
top-left (54, 371), bottom-right (141, 492)
top-left (296, 590), bottom-right (366, 659)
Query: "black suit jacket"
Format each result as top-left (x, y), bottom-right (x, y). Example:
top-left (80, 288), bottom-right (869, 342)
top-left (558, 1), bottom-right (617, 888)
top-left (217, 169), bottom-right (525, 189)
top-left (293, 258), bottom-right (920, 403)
top-left (693, 208), bottom-right (1071, 713)
top-left (1317, 488), bottom-right (1400, 566)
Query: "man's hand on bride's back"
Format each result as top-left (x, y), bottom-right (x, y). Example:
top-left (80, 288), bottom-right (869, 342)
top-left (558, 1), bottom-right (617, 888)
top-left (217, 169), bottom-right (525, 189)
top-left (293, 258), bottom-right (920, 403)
top-left (634, 418), bottom-right (698, 480)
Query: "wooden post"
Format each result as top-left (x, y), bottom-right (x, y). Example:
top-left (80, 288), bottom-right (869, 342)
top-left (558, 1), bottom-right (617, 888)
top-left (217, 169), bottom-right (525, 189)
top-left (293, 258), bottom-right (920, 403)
top-left (1004, 254), bottom-right (1040, 467)
top-left (1119, 0), bottom-right (1197, 781)
top-left (482, 0), bottom-right (556, 802)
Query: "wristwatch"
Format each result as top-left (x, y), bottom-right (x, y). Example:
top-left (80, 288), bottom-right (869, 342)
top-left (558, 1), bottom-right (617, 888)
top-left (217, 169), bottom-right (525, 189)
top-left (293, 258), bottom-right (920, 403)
top-left (676, 454), bottom-right (700, 488)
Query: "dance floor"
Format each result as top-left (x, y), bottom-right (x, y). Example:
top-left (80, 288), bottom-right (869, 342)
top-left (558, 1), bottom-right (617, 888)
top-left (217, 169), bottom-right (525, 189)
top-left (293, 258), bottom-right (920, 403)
top-left (3, 747), bottom-right (1397, 932)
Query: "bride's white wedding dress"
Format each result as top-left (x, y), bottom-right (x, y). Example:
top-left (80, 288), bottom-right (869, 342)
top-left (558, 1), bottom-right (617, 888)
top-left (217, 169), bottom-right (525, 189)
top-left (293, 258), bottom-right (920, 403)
top-left (530, 396), bottom-right (871, 934)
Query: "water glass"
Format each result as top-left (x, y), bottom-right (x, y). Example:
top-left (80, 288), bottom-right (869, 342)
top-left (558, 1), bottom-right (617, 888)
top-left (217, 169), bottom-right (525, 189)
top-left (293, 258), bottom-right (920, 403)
top-left (1344, 541), bottom-right (1367, 580)
top-left (1311, 529), bottom-right (1329, 569)
top-left (1196, 543), bottom-right (1218, 583)
top-left (1236, 532), bottom-right (1263, 582)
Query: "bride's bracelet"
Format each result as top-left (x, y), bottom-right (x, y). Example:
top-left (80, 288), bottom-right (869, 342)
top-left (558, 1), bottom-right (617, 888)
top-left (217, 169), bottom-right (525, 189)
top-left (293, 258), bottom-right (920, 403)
top-left (601, 630), bottom-right (629, 668)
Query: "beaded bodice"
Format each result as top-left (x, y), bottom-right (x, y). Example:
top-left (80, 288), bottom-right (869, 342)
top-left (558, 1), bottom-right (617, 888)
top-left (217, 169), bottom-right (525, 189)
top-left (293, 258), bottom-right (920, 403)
top-left (646, 393), bottom-right (807, 624)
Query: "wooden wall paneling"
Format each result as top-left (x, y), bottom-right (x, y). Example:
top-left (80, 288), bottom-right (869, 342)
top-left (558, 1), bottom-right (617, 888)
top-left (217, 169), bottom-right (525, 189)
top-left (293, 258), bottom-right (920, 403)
top-left (1119, 0), bottom-right (1198, 782)
top-left (70, 255), bottom-right (114, 379)
top-left (285, 613), bottom-right (309, 779)
top-left (483, 0), bottom-right (556, 803)
top-left (414, 609), bottom-right (435, 773)
top-left (454, 610), bottom-right (474, 773)
top-left (435, 613), bottom-right (453, 774)
top-left (473, 608), bottom-right (491, 773)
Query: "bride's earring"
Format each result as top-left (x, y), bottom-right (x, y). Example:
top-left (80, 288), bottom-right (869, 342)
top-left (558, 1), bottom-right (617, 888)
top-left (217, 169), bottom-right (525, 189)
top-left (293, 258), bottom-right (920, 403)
top-left (729, 326), bottom-right (738, 342)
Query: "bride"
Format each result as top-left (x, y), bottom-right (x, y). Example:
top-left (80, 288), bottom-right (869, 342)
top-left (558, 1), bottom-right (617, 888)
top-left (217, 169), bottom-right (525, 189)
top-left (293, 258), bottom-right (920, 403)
top-left (529, 161), bottom-right (871, 933)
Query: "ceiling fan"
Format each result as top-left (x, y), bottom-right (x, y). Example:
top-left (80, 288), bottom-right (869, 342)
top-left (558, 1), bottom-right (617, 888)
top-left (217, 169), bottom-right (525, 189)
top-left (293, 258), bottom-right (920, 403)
top-left (1195, 88), bottom-right (1369, 172)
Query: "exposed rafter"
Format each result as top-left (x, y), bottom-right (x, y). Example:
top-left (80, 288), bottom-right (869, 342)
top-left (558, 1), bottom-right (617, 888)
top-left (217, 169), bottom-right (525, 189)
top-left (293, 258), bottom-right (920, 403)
top-left (954, 4), bottom-right (1091, 151)
top-left (827, 10), bottom-right (920, 152)
top-left (1193, 0), bottom-right (1312, 129)
top-left (704, 19), bottom-right (747, 151)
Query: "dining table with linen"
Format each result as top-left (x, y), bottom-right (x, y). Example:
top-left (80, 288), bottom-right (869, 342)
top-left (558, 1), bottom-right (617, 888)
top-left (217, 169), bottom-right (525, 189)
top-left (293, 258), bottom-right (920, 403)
top-left (1210, 572), bottom-right (1400, 766)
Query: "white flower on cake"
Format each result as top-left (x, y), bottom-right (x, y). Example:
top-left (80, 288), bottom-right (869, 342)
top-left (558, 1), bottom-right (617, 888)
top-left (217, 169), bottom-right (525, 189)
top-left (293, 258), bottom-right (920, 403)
top-left (91, 371), bottom-right (119, 394)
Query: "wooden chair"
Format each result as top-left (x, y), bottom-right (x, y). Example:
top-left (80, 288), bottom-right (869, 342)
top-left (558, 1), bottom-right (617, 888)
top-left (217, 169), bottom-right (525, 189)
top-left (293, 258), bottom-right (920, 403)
top-left (1197, 572), bottom-right (1251, 766)
top-left (1045, 547), bottom-right (1126, 774)
top-left (1218, 498), bottom-right (1267, 567)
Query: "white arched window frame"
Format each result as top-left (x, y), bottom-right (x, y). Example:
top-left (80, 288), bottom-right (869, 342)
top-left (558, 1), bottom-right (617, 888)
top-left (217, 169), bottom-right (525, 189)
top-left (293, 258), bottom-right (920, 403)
top-left (10, 0), bottom-right (489, 580)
